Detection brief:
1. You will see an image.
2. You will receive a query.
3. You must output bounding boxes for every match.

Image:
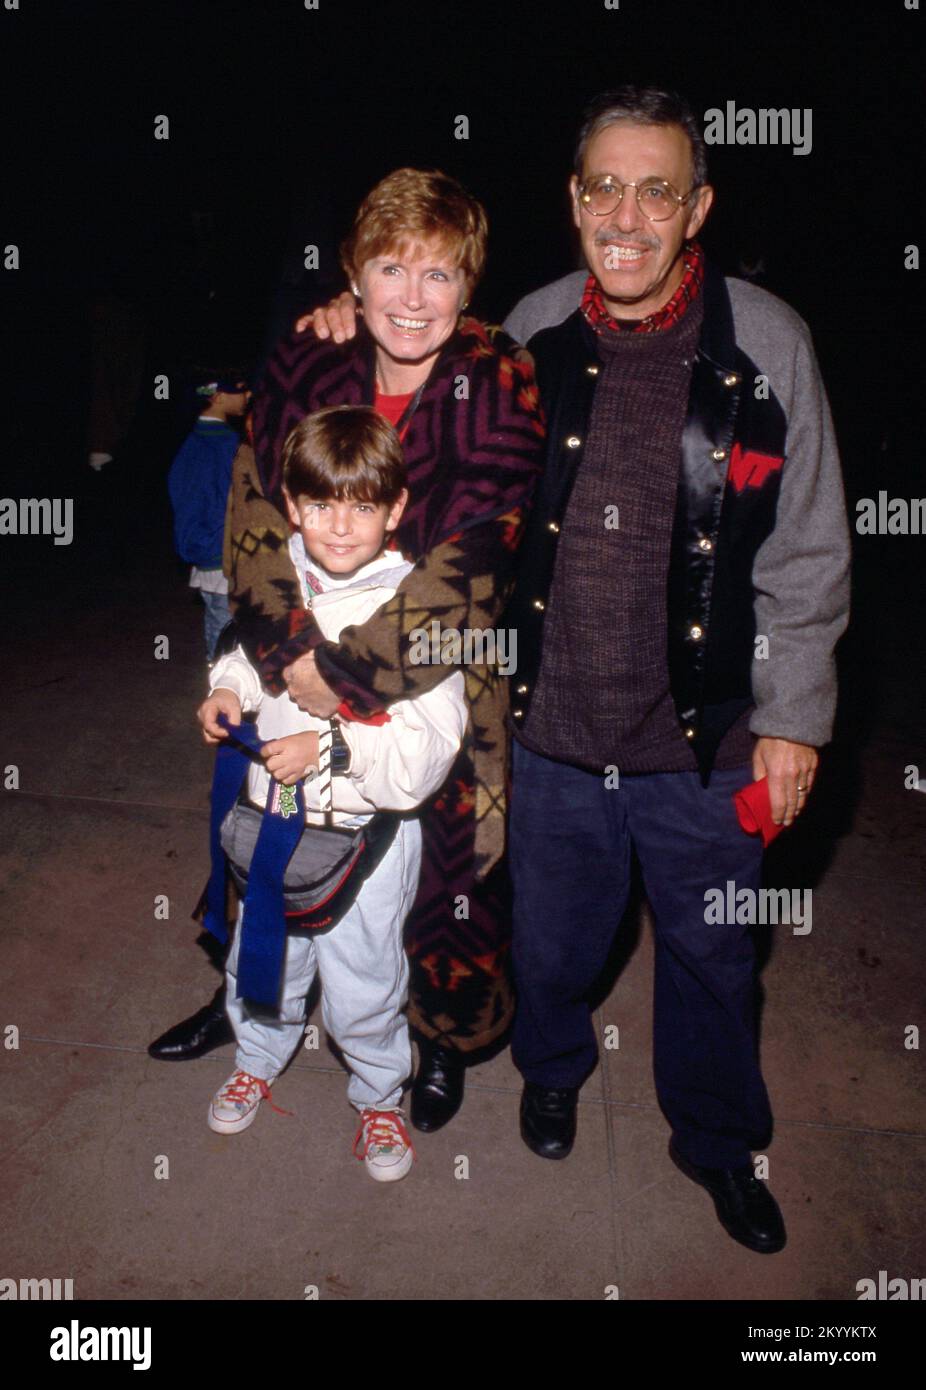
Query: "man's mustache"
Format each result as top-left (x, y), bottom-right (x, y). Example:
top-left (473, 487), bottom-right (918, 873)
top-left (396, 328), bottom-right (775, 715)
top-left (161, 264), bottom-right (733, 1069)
top-left (593, 232), bottom-right (661, 251)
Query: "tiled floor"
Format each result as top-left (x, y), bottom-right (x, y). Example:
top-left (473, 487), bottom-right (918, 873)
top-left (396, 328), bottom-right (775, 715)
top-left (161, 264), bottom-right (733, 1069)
top-left (1, 475), bottom-right (924, 1301)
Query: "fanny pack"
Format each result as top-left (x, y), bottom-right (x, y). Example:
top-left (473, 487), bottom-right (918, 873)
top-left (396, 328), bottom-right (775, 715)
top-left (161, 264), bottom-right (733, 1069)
top-left (221, 800), bottom-right (364, 904)
top-left (199, 714), bottom-right (400, 1010)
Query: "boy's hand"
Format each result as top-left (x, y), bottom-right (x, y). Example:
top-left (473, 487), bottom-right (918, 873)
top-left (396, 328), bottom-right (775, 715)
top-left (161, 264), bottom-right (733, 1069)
top-left (198, 689), bottom-right (242, 744)
top-left (261, 732), bottom-right (320, 786)
top-left (294, 291), bottom-right (360, 342)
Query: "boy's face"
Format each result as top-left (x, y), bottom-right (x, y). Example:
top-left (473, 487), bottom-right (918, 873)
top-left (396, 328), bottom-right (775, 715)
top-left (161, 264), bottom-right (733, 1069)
top-left (214, 387), bottom-right (251, 417)
top-left (284, 487), bottom-right (408, 578)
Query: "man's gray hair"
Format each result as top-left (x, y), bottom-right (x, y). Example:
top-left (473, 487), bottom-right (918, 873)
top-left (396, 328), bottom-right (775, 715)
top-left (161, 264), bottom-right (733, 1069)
top-left (574, 85), bottom-right (708, 190)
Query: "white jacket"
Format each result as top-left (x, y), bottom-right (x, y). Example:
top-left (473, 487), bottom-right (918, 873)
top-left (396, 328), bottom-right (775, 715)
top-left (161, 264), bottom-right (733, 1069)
top-left (209, 539), bottom-right (467, 826)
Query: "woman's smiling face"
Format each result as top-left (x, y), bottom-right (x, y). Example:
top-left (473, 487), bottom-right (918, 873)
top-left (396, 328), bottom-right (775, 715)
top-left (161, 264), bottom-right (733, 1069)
top-left (357, 239), bottom-right (468, 374)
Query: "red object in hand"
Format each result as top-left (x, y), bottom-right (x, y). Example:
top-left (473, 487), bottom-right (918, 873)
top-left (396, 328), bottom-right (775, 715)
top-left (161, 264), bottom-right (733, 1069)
top-left (734, 778), bottom-right (784, 847)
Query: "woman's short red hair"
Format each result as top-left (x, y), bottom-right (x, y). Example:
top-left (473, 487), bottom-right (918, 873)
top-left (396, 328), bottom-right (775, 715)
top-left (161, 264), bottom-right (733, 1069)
top-left (340, 168), bottom-right (488, 294)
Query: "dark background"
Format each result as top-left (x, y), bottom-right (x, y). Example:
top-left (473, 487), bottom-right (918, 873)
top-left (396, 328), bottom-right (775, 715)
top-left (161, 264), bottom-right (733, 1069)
top-left (3, 0), bottom-right (923, 473)
top-left (0, 4), bottom-right (922, 1319)
top-left (2, 0), bottom-right (923, 783)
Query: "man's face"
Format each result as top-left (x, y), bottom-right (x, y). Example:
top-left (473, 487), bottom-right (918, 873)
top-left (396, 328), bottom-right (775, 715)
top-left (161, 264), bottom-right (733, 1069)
top-left (570, 121), bottom-right (714, 319)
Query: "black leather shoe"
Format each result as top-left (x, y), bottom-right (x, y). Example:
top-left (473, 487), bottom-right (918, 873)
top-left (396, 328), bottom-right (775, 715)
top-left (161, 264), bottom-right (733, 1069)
top-left (669, 1139), bottom-right (786, 1253)
top-left (147, 987), bottom-right (233, 1061)
top-left (520, 1082), bottom-right (578, 1159)
top-left (410, 1039), bottom-right (465, 1132)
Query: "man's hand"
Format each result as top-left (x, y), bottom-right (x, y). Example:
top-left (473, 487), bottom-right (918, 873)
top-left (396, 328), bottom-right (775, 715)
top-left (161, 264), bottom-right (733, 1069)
top-left (282, 651), bottom-right (341, 717)
top-left (752, 736), bottom-right (819, 828)
top-left (197, 689), bottom-right (242, 744)
top-left (261, 732), bottom-right (320, 786)
top-left (294, 291), bottom-right (360, 342)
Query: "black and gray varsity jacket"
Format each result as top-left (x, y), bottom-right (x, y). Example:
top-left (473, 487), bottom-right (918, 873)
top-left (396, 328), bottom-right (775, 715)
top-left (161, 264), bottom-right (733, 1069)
top-left (503, 261), bottom-right (851, 780)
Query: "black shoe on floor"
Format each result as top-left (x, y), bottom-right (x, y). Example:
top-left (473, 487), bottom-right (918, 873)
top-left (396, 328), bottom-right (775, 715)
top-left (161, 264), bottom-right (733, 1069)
top-left (410, 1039), bottom-right (465, 1132)
top-left (520, 1082), bottom-right (578, 1160)
top-left (669, 1139), bottom-right (786, 1254)
top-left (147, 988), bottom-right (233, 1061)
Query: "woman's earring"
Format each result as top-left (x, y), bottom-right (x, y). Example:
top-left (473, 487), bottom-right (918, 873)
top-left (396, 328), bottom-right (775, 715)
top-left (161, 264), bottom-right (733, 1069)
top-left (351, 284), bottom-right (361, 298)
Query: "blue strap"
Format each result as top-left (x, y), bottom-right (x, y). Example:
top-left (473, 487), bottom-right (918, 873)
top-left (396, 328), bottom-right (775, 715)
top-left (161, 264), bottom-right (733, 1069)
top-left (202, 717), bottom-right (254, 946)
top-left (203, 713), bottom-right (306, 1009)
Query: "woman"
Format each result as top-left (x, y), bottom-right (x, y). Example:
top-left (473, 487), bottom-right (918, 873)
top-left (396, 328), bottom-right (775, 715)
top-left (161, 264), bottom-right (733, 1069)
top-left (213, 169), bottom-right (542, 1128)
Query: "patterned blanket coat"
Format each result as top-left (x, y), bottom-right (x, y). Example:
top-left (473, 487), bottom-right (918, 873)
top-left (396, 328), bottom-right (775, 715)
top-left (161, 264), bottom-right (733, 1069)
top-left (223, 318), bottom-right (544, 1050)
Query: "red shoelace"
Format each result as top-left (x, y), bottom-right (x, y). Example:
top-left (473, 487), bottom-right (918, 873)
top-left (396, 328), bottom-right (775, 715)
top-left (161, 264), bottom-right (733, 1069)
top-left (352, 1108), bottom-right (416, 1161)
top-left (220, 1070), bottom-right (293, 1117)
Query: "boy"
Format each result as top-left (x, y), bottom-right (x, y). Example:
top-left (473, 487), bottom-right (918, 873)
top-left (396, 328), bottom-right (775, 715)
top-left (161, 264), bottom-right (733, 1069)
top-left (197, 405), bottom-right (467, 1181)
top-left (168, 368), bottom-right (251, 660)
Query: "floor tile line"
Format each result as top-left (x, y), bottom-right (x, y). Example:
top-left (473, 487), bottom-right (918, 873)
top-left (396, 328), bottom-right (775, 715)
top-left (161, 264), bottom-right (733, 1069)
top-left (1, 790), bottom-right (208, 816)
top-left (16, 1036), bottom-right (926, 1141)
top-left (17, 1035), bottom-right (345, 1080)
top-left (594, 1006), bottom-right (626, 1294)
top-left (818, 872), bottom-right (926, 888)
top-left (610, 1176), bottom-right (677, 1212)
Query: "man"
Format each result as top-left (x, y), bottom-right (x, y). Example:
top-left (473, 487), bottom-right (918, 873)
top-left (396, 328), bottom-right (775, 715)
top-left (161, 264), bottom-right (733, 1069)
top-left (503, 86), bottom-right (849, 1253)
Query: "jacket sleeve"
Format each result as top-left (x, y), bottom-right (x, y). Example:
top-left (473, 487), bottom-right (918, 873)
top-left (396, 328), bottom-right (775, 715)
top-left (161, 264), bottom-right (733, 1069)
top-left (333, 671), bottom-right (468, 811)
top-left (168, 435), bottom-right (233, 568)
top-left (749, 328), bottom-right (851, 746)
top-left (208, 646), bottom-right (264, 715)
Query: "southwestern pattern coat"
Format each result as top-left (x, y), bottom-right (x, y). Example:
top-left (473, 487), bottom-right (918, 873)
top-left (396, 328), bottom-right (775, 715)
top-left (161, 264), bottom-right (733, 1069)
top-left (223, 318), bottom-right (544, 1051)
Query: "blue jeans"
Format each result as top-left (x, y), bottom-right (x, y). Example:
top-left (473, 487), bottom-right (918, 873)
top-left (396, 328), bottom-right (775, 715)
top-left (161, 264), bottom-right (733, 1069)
top-left (509, 739), bottom-right (772, 1168)
top-left (202, 590), bottom-right (232, 662)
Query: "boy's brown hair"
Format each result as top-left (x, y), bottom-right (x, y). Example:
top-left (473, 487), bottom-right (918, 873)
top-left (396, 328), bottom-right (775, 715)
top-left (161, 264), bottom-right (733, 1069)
top-left (281, 404), bottom-right (407, 505)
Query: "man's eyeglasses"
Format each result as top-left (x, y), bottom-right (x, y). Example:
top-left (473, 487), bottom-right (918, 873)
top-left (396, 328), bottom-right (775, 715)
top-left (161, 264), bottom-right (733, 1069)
top-left (576, 176), bottom-right (700, 222)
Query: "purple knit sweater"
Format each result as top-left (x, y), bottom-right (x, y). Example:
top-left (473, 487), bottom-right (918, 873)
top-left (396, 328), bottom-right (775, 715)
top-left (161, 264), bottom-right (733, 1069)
top-left (522, 296), bottom-right (754, 773)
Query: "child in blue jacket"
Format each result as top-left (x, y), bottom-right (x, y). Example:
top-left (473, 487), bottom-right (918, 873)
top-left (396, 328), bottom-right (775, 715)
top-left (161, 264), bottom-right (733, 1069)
top-left (168, 369), bottom-right (251, 659)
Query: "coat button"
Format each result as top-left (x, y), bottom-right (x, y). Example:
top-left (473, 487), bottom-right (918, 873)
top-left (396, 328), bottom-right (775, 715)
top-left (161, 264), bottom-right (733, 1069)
top-left (548, 521), bottom-right (560, 533)
top-left (533, 599), bottom-right (545, 612)
top-left (711, 448), bottom-right (727, 462)
top-left (698, 536), bottom-right (713, 552)
top-left (723, 373), bottom-right (740, 387)
top-left (512, 708), bottom-right (524, 719)
top-left (689, 624), bottom-right (704, 641)
top-left (684, 726), bottom-right (696, 740)
top-left (565, 435), bottom-right (582, 449)
top-left (515, 683), bottom-right (528, 695)
top-left (586, 363), bottom-right (600, 376)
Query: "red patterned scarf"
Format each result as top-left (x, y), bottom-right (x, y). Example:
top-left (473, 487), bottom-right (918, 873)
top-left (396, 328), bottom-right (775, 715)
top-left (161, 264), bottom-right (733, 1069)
top-left (581, 240), bottom-right (705, 334)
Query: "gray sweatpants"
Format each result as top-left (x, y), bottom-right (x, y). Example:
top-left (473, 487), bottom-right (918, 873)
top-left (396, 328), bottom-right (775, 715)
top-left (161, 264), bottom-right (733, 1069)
top-left (225, 818), bottom-right (421, 1111)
